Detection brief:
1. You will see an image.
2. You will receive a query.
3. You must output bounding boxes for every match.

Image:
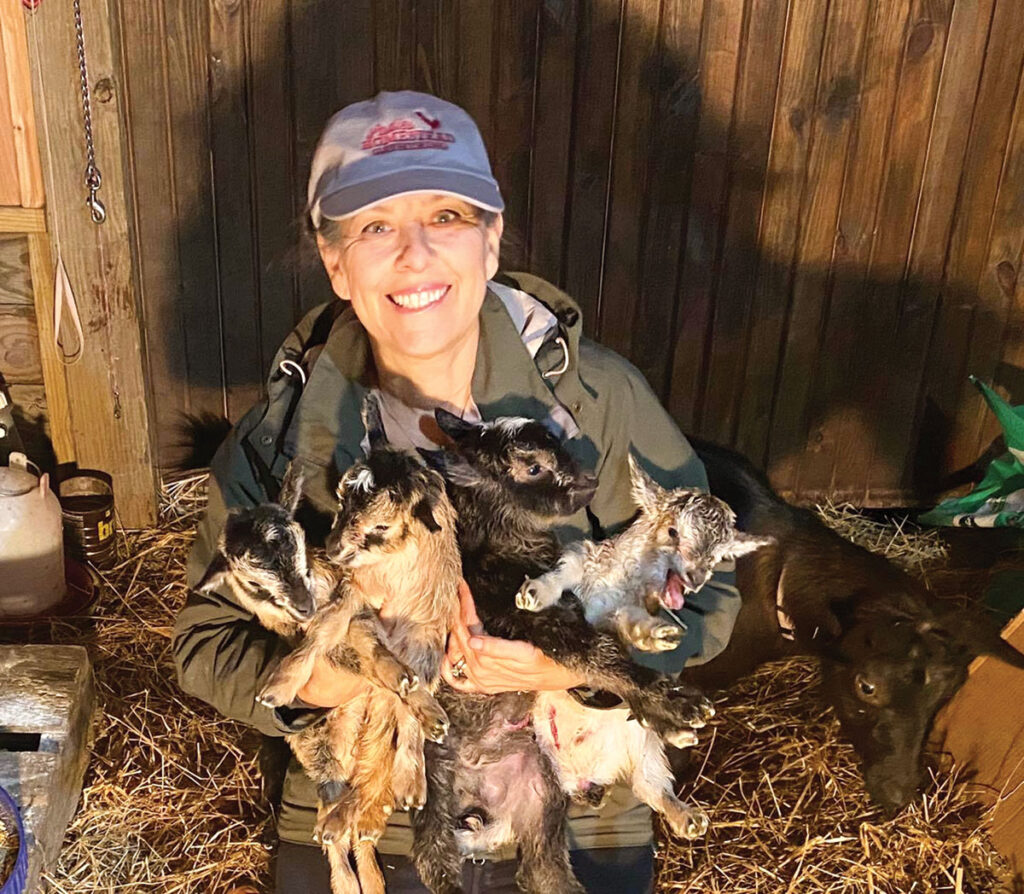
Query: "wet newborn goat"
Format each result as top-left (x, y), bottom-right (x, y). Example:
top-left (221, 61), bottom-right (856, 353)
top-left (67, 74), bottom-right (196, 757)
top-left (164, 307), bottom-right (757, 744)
top-left (518, 454), bottom-right (773, 652)
top-left (413, 411), bottom-right (714, 894)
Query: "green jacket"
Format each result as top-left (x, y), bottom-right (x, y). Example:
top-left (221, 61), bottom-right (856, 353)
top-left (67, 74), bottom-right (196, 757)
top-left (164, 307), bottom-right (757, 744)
top-left (173, 271), bottom-right (739, 853)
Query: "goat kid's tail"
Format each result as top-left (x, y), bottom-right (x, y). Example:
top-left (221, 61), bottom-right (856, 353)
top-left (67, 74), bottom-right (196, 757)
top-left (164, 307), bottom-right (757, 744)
top-left (354, 838), bottom-right (386, 894)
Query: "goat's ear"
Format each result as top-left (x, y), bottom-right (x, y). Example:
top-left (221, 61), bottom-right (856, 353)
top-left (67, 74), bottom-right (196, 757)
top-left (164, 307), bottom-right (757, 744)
top-left (940, 609), bottom-right (1024, 670)
top-left (628, 453), bottom-right (667, 515)
top-left (278, 463), bottom-right (305, 518)
top-left (435, 408), bottom-right (477, 442)
top-left (194, 552), bottom-right (231, 593)
top-left (361, 392), bottom-right (388, 451)
top-left (727, 532), bottom-right (775, 558)
top-left (412, 495), bottom-right (442, 533)
top-left (423, 448), bottom-right (482, 488)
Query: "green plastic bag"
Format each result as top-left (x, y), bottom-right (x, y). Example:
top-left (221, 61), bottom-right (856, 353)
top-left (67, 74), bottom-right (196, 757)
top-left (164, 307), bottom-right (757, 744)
top-left (919, 376), bottom-right (1024, 527)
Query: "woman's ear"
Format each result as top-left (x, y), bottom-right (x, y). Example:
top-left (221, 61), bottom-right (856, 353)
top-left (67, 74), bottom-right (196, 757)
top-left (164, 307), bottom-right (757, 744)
top-left (484, 213), bottom-right (503, 280)
top-left (316, 233), bottom-right (351, 301)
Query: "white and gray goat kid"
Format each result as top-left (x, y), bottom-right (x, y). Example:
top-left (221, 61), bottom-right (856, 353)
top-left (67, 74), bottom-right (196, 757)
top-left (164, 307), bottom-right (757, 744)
top-left (517, 454), bottom-right (773, 652)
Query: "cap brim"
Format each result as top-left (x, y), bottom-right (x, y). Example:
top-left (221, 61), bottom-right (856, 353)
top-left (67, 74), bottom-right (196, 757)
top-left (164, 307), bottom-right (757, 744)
top-left (317, 167), bottom-right (504, 221)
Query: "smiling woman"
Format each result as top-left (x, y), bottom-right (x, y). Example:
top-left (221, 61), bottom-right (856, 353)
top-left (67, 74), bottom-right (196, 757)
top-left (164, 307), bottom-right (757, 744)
top-left (174, 90), bottom-right (741, 894)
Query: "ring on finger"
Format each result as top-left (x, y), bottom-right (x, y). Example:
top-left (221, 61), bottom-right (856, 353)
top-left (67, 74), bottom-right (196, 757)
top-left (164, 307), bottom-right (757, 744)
top-left (451, 656), bottom-right (467, 678)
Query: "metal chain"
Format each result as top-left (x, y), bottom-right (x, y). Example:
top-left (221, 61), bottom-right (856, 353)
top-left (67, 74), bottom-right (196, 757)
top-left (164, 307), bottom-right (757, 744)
top-left (73, 0), bottom-right (105, 223)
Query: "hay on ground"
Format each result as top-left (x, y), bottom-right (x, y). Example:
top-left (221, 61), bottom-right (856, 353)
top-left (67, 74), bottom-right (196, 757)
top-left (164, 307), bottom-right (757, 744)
top-left (26, 503), bottom-right (1012, 892)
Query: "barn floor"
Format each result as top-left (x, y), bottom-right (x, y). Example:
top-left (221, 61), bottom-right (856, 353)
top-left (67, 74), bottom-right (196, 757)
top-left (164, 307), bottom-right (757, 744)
top-left (2, 509), bottom-right (1022, 893)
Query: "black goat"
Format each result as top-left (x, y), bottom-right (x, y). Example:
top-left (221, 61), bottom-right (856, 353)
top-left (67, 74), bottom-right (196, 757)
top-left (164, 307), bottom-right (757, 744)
top-left (412, 411), bottom-right (713, 894)
top-left (682, 439), bottom-right (1024, 813)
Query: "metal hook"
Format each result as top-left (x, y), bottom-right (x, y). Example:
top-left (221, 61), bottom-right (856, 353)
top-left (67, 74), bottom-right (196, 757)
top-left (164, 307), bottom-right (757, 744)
top-left (87, 191), bottom-right (106, 224)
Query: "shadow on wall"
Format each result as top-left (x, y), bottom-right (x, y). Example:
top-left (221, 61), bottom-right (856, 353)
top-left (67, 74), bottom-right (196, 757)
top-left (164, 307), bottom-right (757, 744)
top-left (137, 0), bottom-right (1022, 503)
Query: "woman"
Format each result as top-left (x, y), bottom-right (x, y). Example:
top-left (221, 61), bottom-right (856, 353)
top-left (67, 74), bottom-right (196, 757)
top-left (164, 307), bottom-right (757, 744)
top-left (173, 91), bottom-right (740, 893)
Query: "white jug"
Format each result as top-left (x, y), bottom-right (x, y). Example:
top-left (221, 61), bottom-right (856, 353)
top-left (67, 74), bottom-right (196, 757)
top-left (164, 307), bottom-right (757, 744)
top-left (0, 453), bottom-right (65, 617)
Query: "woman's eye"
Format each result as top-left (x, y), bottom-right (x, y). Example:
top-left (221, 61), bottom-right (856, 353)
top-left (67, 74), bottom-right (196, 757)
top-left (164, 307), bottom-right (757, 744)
top-left (434, 209), bottom-right (461, 224)
top-left (527, 464), bottom-right (543, 477)
top-left (362, 221), bottom-right (390, 235)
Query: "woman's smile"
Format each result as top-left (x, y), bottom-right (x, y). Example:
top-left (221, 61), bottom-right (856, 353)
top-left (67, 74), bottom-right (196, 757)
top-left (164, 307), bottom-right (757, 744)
top-left (386, 282), bottom-right (451, 312)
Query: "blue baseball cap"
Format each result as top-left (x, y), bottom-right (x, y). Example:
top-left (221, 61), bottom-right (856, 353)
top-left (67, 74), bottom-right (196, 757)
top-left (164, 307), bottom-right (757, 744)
top-left (307, 91), bottom-right (505, 229)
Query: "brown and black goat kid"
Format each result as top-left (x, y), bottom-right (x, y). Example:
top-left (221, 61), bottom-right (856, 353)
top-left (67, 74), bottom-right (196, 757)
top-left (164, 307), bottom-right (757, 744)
top-left (683, 439), bottom-right (1024, 814)
top-left (413, 410), bottom-right (713, 894)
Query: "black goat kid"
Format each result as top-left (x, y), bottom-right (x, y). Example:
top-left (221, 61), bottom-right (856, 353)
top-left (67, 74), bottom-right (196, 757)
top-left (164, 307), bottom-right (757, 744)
top-left (413, 411), bottom-right (713, 894)
top-left (683, 439), bottom-right (1024, 813)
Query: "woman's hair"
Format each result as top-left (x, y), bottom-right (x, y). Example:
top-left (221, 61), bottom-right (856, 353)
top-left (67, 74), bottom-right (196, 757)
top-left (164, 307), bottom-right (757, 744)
top-left (312, 205), bottom-right (500, 245)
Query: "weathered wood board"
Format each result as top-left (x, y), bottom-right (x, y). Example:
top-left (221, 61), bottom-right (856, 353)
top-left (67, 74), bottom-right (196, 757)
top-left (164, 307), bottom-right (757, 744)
top-left (0, 645), bottom-right (95, 894)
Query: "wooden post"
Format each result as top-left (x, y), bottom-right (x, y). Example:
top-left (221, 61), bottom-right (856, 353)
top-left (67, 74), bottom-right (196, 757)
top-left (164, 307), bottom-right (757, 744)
top-left (22, 0), bottom-right (156, 525)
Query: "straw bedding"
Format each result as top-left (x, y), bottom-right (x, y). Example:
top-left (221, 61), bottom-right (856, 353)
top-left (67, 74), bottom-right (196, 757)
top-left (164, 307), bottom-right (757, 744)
top-left (24, 485), bottom-right (1014, 892)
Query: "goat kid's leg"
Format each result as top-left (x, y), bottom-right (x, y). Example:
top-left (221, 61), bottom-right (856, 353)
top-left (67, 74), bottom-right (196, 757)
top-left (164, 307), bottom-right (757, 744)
top-left (630, 730), bottom-right (708, 840)
top-left (354, 838), bottom-right (386, 894)
top-left (258, 601), bottom-right (358, 707)
top-left (392, 709), bottom-right (428, 810)
top-left (324, 837), bottom-right (359, 894)
top-left (346, 613), bottom-right (421, 698)
top-left (606, 604), bottom-right (685, 653)
top-left (516, 549), bottom-right (585, 612)
top-left (412, 743), bottom-right (464, 894)
top-left (404, 685), bottom-right (450, 743)
top-left (513, 775), bottom-right (583, 894)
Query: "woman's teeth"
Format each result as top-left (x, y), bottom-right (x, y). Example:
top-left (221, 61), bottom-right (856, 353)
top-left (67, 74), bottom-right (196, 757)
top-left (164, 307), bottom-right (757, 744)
top-left (388, 286), bottom-right (448, 309)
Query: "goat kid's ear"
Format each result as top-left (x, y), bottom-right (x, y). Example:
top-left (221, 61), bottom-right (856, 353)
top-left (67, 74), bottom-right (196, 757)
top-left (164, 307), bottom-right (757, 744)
top-left (361, 392), bottom-right (388, 451)
top-left (628, 453), bottom-right (667, 515)
top-left (423, 449), bottom-right (483, 488)
top-left (194, 551), bottom-right (231, 593)
top-left (412, 495), bottom-right (442, 533)
top-left (278, 462), bottom-right (305, 518)
top-left (728, 532), bottom-right (775, 558)
top-left (434, 407), bottom-right (478, 442)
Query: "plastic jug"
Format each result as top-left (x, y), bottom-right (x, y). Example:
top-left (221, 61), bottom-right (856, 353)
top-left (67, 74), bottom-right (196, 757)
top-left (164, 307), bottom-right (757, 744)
top-left (0, 453), bottom-right (65, 617)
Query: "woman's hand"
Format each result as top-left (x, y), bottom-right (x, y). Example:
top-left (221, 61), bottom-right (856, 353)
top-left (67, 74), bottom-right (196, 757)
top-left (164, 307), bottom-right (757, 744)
top-left (442, 580), bottom-right (585, 694)
top-left (295, 655), bottom-right (367, 708)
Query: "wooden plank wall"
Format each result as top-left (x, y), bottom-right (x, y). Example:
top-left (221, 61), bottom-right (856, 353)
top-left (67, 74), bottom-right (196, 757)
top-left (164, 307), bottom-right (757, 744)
top-left (120, 0), bottom-right (1024, 505)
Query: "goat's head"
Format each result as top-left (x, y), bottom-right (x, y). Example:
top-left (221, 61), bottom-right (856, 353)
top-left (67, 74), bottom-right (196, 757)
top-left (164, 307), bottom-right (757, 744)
top-left (629, 454), bottom-right (772, 607)
top-left (326, 447), bottom-right (453, 568)
top-left (818, 588), bottom-right (1024, 814)
top-left (428, 408), bottom-right (599, 521)
top-left (194, 466), bottom-right (318, 624)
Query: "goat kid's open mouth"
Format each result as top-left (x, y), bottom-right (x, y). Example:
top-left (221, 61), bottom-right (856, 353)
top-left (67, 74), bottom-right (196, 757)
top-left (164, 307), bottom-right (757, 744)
top-left (661, 569), bottom-right (686, 611)
top-left (386, 283), bottom-right (451, 313)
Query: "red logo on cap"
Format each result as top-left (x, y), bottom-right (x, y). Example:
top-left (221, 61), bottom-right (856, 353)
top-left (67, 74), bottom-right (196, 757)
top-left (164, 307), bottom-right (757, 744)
top-left (362, 116), bottom-right (455, 155)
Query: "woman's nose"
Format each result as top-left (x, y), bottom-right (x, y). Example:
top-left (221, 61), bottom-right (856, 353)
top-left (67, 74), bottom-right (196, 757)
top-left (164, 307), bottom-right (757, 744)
top-left (396, 223), bottom-right (434, 269)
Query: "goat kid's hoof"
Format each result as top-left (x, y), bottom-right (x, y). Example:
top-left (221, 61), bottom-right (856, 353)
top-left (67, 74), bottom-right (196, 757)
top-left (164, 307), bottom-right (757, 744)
top-left (635, 624), bottom-right (685, 652)
top-left (256, 685), bottom-right (290, 709)
top-left (664, 728), bottom-right (699, 748)
top-left (515, 580), bottom-right (544, 612)
top-left (399, 674), bottom-right (421, 699)
top-left (671, 807), bottom-right (709, 840)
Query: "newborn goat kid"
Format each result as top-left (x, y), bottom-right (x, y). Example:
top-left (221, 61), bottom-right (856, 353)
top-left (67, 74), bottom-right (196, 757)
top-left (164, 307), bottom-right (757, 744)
top-left (518, 455), bottom-right (772, 652)
top-left (257, 425), bottom-right (461, 894)
top-left (516, 455), bottom-right (771, 840)
top-left (413, 411), bottom-right (714, 894)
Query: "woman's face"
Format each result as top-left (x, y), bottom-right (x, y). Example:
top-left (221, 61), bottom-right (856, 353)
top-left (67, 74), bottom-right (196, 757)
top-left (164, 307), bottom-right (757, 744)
top-left (318, 193), bottom-right (502, 363)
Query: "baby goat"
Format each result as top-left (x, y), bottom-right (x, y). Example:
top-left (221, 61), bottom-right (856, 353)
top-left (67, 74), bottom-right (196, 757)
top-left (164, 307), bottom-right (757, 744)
top-left (413, 411), bottom-right (714, 894)
top-left (518, 454), bottom-right (773, 652)
top-left (200, 403), bottom-right (460, 894)
top-left (515, 455), bottom-right (770, 842)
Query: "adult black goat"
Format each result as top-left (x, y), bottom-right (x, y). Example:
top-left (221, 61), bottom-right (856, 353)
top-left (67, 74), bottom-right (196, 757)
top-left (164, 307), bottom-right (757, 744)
top-left (683, 439), bottom-right (1024, 813)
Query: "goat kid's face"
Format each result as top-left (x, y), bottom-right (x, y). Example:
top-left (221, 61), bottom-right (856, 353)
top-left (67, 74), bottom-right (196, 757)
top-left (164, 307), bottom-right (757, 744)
top-left (432, 410), bottom-right (599, 520)
top-left (628, 455), bottom-right (772, 605)
top-left (326, 448), bottom-right (449, 568)
top-left (198, 503), bottom-right (318, 623)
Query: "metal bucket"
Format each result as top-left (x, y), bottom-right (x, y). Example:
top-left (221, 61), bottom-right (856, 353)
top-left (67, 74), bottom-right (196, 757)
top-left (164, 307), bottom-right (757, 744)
top-left (57, 470), bottom-right (116, 569)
